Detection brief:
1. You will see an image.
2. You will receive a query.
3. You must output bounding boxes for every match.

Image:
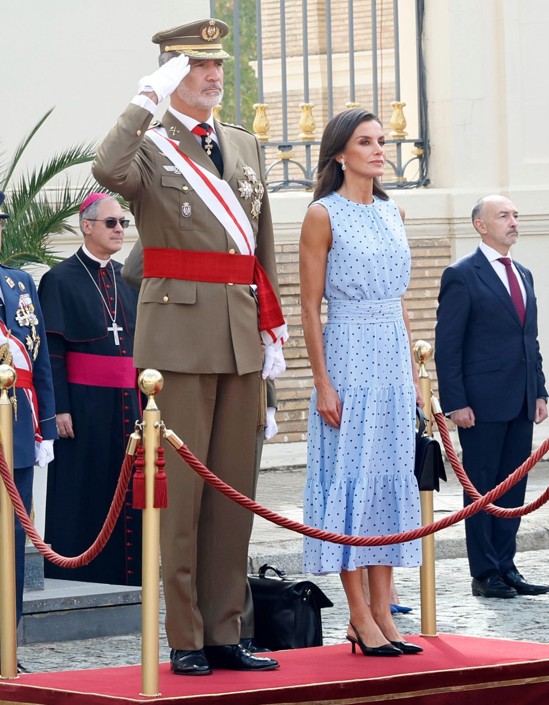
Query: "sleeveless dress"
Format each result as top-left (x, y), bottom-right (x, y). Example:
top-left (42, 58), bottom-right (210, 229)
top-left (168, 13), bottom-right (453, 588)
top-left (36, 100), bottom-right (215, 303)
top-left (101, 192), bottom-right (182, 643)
top-left (303, 192), bottom-right (422, 574)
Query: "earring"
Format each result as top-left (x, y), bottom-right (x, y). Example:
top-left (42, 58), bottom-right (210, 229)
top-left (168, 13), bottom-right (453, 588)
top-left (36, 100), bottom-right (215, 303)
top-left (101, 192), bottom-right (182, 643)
top-left (341, 160), bottom-right (347, 171)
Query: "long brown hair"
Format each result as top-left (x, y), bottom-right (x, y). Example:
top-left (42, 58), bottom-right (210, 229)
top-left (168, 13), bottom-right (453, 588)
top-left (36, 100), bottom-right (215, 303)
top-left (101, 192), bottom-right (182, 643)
top-left (313, 108), bottom-right (389, 202)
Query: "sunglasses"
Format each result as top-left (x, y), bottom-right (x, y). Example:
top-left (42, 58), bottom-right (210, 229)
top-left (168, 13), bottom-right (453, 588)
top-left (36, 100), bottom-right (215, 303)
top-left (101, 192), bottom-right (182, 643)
top-left (86, 217), bottom-right (130, 229)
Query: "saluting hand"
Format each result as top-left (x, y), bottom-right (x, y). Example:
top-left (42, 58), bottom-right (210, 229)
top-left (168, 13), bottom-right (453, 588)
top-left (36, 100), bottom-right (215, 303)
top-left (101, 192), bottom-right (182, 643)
top-left (137, 54), bottom-right (190, 104)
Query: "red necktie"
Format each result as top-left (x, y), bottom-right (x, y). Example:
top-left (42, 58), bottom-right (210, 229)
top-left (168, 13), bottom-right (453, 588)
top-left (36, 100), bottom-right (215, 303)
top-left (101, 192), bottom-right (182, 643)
top-left (191, 123), bottom-right (224, 176)
top-left (498, 257), bottom-right (526, 325)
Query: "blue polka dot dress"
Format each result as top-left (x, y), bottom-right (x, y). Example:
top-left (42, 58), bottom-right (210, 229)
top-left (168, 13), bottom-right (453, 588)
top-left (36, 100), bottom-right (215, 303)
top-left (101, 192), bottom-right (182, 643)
top-left (303, 192), bottom-right (422, 574)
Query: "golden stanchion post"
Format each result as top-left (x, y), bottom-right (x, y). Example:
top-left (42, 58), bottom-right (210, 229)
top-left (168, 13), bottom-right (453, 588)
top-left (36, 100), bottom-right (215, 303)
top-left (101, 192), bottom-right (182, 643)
top-left (413, 341), bottom-right (437, 637)
top-left (138, 369), bottom-right (164, 697)
top-left (0, 364), bottom-right (18, 679)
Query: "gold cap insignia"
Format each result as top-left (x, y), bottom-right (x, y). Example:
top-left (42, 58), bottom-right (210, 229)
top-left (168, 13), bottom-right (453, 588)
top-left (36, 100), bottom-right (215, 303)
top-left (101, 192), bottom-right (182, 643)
top-left (202, 20), bottom-right (221, 42)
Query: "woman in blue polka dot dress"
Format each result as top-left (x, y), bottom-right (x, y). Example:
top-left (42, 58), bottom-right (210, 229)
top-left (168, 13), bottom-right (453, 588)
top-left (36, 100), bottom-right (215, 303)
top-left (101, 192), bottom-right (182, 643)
top-left (300, 109), bottom-right (423, 657)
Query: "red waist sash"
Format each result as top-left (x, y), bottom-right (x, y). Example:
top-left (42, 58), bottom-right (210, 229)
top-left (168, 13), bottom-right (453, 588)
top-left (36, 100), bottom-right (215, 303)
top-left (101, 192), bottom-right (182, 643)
top-left (143, 248), bottom-right (284, 331)
top-left (15, 368), bottom-right (34, 390)
top-left (14, 368), bottom-right (41, 441)
top-left (66, 352), bottom-right (137, 388)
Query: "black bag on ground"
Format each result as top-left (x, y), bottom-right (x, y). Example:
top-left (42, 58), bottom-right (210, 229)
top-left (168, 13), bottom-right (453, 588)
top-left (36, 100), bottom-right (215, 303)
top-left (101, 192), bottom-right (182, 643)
top-left (248, 563), bottom-right (333, 650)
top-left (415, 407), bottom-right (447, 491)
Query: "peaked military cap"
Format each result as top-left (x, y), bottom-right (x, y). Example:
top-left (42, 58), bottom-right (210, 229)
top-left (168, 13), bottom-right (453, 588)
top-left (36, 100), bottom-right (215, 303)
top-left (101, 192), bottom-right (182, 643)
top-left (0, 191), bottom-right (9, 219)
top-left (152, 18), bottom-right (231, 60)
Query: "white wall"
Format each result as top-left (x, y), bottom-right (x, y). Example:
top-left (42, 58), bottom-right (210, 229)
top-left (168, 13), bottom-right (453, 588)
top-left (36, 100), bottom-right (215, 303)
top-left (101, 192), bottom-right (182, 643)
top-left (422, 0), bottom-right (549, 371)
top-left (424, 0), bottom-right (549, 191)
top-left (2, 1), bottom-right (209, 175)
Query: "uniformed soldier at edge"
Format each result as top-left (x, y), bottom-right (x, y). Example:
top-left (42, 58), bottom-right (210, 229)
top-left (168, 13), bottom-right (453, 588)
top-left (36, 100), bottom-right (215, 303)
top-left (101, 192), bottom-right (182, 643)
top-left (0, 191), bottom-right (57, 672)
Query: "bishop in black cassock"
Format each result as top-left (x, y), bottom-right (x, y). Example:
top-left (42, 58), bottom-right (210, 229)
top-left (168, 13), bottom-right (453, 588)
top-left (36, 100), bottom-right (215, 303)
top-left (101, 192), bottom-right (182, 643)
top-left (38, 194), bottom-right (142, 586)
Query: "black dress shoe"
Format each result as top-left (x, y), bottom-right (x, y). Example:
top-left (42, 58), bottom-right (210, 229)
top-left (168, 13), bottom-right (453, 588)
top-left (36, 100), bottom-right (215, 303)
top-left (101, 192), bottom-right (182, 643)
top-left (501, 569), bottom-right (549, 595)
top-left (239, 637), bottom-right (272, 653)
top-left (471, 574), bottom-right (517, 598)
top-left (390, 640), bottom-right (423, 654)
top-left (170, 648), bottom-right (212, 676)
top-left (204, 644), bottom-right (279, 670)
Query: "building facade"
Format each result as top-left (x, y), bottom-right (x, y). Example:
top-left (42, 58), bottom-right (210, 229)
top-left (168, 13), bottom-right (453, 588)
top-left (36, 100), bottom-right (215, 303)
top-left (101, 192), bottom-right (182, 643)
top-left (4, 0), bottom-right (549, 443)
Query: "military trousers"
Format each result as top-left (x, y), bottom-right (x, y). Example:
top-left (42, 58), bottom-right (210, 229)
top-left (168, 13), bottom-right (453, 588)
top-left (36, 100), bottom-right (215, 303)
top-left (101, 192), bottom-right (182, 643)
top-left (157, 370), bottom-right (261, 650)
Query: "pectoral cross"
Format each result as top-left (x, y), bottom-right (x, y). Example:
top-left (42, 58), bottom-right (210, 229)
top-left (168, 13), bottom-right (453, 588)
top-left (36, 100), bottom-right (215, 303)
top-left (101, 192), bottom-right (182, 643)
top-left (107, 323), bottom-right (123, 346)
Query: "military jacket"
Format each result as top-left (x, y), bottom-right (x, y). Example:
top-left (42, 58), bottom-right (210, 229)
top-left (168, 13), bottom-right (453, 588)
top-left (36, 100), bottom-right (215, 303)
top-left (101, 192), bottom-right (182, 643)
top-left (93, 104), bottom-right (279, 375)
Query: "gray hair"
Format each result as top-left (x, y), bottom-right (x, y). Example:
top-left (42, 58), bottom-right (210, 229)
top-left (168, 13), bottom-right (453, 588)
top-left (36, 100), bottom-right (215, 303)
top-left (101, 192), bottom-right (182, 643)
top-left (79, 196), bottom-right (119, 235)
top-left (471, 199), bottom-right (485, 225)
top-left (159, 50), bottom-right (181, 67)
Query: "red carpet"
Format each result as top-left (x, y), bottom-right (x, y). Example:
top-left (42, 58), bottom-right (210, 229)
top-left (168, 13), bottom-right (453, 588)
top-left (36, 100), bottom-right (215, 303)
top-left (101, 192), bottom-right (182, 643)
top-left (2, 634), bottom-right (549, 705)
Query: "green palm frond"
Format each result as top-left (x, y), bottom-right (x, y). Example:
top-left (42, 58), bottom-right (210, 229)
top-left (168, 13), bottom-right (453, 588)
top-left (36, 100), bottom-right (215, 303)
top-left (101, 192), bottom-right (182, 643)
top-left (0, 108), bottom-right (111, 268)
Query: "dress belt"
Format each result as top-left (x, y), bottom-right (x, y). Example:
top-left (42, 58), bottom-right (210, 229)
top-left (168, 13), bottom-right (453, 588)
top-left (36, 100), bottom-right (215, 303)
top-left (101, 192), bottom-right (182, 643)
top-left (327, 298), bottom-right (402, 324)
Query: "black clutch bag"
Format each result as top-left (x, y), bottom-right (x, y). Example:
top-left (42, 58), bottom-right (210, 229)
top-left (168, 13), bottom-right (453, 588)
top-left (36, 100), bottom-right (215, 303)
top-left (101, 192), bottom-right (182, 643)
top-left (415, 407), bottom-right (447, 492)
top-left (248, 563), bottom-right (333, 650)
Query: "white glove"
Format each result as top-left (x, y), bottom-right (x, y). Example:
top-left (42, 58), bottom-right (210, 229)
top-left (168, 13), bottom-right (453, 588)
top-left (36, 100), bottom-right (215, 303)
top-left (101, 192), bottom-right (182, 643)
top-left (262, 341), bottom-right (286, 380)
top-left (264, 407), bottom-right (278, 440)
top-left (35, 439), bottom-right (54, 468)
top-left (137, 54), bottom-right (190, 103)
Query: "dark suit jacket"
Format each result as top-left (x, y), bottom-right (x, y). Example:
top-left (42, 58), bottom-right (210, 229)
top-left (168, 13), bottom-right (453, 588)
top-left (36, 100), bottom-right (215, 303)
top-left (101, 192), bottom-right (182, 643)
top-left (435, 247), bottom-right (547, 423)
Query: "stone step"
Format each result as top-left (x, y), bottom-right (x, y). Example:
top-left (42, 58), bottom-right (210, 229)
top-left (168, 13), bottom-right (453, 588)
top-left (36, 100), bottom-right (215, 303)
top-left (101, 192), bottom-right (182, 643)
top-left (18, 545), bottom-right (141, 645)
top-left (19, 578), bottom-right (142, 645)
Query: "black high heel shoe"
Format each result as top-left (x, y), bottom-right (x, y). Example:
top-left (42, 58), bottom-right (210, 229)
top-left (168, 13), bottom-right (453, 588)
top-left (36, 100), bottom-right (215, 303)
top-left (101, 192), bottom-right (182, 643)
top-left (346, 623), bottom-right (402, 656)
top-left (390, 640), bottom-right (423, 655)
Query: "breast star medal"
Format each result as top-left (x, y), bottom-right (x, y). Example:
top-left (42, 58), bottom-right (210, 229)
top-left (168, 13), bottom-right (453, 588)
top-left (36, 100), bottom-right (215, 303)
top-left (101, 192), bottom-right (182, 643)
top-left (238, 166), bottom-right (265, 220)
top-left (15, 294), bottom-right (41, 360)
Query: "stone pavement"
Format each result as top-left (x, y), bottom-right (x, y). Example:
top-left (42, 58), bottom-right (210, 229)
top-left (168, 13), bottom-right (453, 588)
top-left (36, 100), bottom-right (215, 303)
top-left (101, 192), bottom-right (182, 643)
top-left (16, 435), bottom-right (549, 673)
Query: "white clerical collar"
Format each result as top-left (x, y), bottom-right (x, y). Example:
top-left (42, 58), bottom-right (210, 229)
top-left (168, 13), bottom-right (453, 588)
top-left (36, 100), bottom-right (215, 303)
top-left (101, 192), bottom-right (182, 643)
top-left (168, 107), bottom-right (215, 135)
top-left (82, 244), bottom-right (111, 268)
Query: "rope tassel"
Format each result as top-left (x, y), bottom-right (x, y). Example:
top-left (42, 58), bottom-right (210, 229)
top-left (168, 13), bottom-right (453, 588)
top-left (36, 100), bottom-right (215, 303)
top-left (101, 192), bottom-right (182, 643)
top-left (132, 445), bottom-right (146, 509)
top-left (154, 446), bottom-right (168, 509)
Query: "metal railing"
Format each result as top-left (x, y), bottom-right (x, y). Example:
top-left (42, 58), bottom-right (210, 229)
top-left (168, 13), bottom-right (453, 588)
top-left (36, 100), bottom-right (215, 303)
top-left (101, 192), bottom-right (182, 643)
top-left (211, 0), bottom-right (429, 191)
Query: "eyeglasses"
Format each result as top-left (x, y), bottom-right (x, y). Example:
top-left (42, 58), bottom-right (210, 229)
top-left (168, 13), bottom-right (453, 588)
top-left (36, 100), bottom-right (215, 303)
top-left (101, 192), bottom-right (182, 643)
top-left (86, 217), bottom-right (130, 229)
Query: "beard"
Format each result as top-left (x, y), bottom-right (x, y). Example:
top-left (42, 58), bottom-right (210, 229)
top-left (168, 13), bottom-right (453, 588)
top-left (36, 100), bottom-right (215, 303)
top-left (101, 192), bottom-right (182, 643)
top-left (175, 84), bottom-right (224, 111)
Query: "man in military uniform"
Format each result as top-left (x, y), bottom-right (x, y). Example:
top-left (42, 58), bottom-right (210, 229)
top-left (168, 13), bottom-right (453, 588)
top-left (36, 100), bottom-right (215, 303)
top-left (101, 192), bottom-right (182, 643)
top-left (0, 192), bottom-right (56, 658)
top-left (93, 19), bottom-right (285, 675)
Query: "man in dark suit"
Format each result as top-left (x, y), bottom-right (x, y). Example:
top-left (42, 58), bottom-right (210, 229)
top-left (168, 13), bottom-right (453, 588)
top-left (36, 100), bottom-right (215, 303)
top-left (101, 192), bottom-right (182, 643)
top-left (435, 194), bottom-right (548, 599)
top-left (92, 19), bottom-right (285, 675)
top-left (0, 192), bottom-right (57, 655)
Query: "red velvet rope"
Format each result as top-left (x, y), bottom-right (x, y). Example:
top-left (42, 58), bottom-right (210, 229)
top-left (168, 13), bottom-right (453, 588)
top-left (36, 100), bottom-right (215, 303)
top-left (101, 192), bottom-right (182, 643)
top-left (174, 423), bottom-right (549, 546)
top-left (2, 416), bottom-right (548, 556)
top-left (435, 411), bottom-right (549, 518)
top-left (0, 447), bottom-right (135, 568)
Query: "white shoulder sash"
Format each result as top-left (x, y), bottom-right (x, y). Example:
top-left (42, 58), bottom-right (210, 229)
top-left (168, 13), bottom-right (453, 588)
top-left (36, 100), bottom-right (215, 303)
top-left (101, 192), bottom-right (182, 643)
top-left (0, 321), bottom-right (32, 372)
top-left (148, 128), bottom-right (255, 255)
top-left (0, 321), bottom-right (39, 435)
